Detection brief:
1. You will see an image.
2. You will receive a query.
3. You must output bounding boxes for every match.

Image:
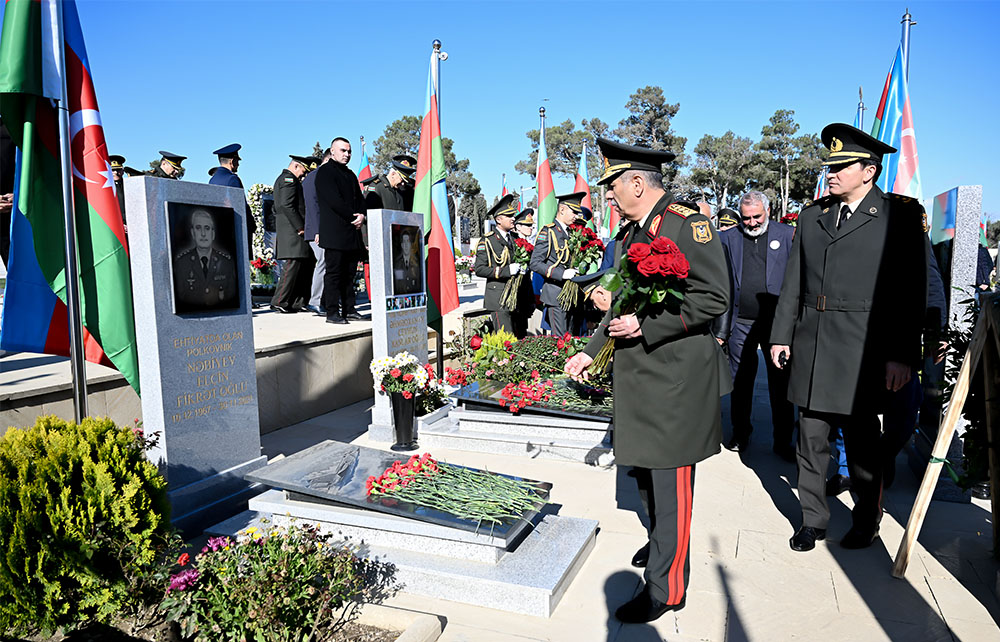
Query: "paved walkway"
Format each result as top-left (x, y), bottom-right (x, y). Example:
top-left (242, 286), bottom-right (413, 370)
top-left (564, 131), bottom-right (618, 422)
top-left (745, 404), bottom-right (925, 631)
top-left (262, 366), bottom-right (1000, 642)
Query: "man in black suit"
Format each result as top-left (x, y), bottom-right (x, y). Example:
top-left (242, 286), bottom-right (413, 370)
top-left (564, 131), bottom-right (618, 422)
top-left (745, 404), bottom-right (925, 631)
top-left (771, 123), bottom-right (926, 552)
top-left (315, 137), bottom-right (366, 324)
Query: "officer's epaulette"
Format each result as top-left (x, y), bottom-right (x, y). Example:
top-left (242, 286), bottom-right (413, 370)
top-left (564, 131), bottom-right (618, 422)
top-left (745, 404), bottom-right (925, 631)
top-left (540, 222), bottom-right (556, 229)
top-left (646, 214), bottom-right (663, 238)
top-left (483, 231), bottom-right (495, 238)
top-left (215, 249), bottom-right (231, 260)
top-left (812, 195), bottom-right (837, 209)
top-left (886, 192), bottom-right (922, 208)
top-left (176, 247), bottom-right (194, 257)
top-left (666, 202), bottom-right (698, 219)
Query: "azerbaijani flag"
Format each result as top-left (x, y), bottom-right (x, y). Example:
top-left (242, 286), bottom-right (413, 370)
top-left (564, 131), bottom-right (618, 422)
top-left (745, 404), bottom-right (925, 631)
top-left (357, 137), bottom-right (372, 186)
top-left (930, 187), bottom-right (958, 245)
top-left (813, 167), bottom-right (830, 201)
top-left (413, 48), bottom-right (459, 327)
top-left (500, 173), bottom-right (508, 199)
top-left (871, 44), bottom-right (923, 201)
top-left (573, 141), bottom-right (592, 211)
top-left (606, 198), bottom-right (620, 238)
top-left (0, 0), bottom-right (139, 393)
top-left (535, 116), bottom-right (557, 228)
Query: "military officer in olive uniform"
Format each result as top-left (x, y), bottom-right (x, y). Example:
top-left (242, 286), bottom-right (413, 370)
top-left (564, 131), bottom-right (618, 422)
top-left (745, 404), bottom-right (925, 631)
top-left (368, 155), bottom-right (416, 212)
top-left (148, 150), bottom-right (185, 179)
top-left (270, 155), bottom-right (315, 313)
top-left (474, 195), bottom-right (523, 336)
top-left (770, 124), bottom-right (927, 553)
top-left (109, 154), bottom-right (127, 230)
top-left (565, 139), bottom-right (730, 623)
top-left (172, 208), bottom-right (238, 312)
top-left (529, 192), bottom-right (588, 336)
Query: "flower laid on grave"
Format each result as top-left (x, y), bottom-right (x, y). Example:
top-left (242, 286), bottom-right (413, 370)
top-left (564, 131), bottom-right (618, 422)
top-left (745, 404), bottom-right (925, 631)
top-left (365, 453), bottom-right (546, 526)
top-left (249, 256), bottom-right (277, 286)
top-left (499, 237), bottom-right (534, 311)
top-left (557, 223), bottom-right (605, 310)
top-left (455, 254), bottom-right (475, 284)
top-left (369, 352), bottom-right (447, 414)
top-left (588, 237), bottom-right (690, 374)
top-left (498, 379), bottom-right (554, 413)
top-left (781, 210), bottom-right (799, 226)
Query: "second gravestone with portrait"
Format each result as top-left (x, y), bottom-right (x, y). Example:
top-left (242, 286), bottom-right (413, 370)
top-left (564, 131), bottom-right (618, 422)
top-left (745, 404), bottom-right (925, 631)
top-left (126, 176), bottom-right (266, 532)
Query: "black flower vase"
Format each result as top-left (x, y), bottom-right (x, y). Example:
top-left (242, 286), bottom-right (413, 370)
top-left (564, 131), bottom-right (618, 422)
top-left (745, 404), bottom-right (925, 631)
top-left (389, 391), bottom-right (418, 451)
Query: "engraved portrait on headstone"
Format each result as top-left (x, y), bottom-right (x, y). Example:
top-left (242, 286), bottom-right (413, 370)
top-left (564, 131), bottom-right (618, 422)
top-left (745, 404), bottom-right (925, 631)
top-left (168, 203), bottom-right (241, 315)
top-left (391, 223), bottom-right (423, 295)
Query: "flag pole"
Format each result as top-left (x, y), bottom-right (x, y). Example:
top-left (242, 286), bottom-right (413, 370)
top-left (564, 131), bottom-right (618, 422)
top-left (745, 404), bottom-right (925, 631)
top-left (432, 38), bottom-right (447, 380)
top-left (856, 86), bottom-right (866, 130)
top-left (53, 0), bottom-right (89, 422)
top-left (901, 8), bottom-right (916, 81)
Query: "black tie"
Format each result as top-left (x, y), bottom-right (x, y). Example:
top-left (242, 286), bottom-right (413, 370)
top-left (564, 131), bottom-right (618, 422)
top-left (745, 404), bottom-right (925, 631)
top-left (837, 204), bottom-right (851, 230)
top-left (201, 256), bottom-right (209, 277)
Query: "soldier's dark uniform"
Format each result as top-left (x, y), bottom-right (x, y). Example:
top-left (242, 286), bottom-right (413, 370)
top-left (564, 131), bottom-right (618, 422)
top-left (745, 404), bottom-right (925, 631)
top-left (109, 154), bottom-right (127, 229)
top-left (771, 124), bottom-right (926, 550)
top-left (512, 208), bottom-right (537, 337)
top-left (209, 143), bottom-right (256, 254)
top-left (529, 193), bottom-right (588, 336)
top-left (582, 139), bottom-right (730, 620)
top-left (148, 150), bottom-right (185, 179)
top-left (270, 156), bottom-right (315, 312)
top-left (172, 247), bottom-right (238, 311)
top-left (368, 174), bottom-right (406, 211)
top-left (474, 194), bottom-right (522, 336)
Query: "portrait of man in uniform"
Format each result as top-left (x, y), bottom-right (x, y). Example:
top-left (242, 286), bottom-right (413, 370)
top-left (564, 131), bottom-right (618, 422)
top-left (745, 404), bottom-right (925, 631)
top-left (168, 203), bottom-right (241, 315)
top-left (391, 224), bottom-right (423, 296)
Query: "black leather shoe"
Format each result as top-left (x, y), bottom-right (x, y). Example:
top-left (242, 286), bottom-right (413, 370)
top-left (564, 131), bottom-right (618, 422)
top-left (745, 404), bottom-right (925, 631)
top-left (825, 474), bottom-right (852, 497)
top-left (326, 316), bottom-right (348, 325)
top-left (630, 543), bottom-right (649, 568)
top-left (270, 304), bottom-right (295, 314)
top-left (724, 436), bottom-right (749, 453)
top-left (840, 527), bottom-right (879, 549)
top-left (772, 443), bottom-right (797, 463)
top-left (614, 587), bottom-right (684, 623)
top-left (789, 526), bottom-right (826, 552)
top-left (344, 312), bottom-right (364, 320)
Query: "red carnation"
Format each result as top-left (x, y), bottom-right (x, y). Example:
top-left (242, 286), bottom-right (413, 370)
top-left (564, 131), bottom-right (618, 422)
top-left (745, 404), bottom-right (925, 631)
top-left (402, 390), bottom-right (413, 399)
top-left (470, 335), bottom-right (483, 349)
top-left (627, 243), bottom-right (652, 264)
top-left (650, 237), bottom-right (678, 255)
top-left (402, 373), bottom-right (414, 382)
top-left (390, 368), bottom-right (402, 378)
top-left (504, 341), bottom-right (512, 349)
top-left (177, 553), bottom-right (190, 566)
top-left (637, 255), bottom-right (661, 277)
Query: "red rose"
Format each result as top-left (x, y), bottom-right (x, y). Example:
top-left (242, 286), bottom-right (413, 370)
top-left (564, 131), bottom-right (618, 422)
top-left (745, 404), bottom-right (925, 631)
top-left (402, 390), bottom-right (413, 399)
top-left (470, 335), bottom-right (482, 349)
top-left (390, 368), bottom-right (402, 378)
top-left (637, 255), bottom-right (661, 277)
top-left (662, 253), bottom-right (690, 278)
top-left (177, 553), bottom-right (190, 566)
top-left (402, 373), bottom-right (414, 382)
top-left (650, 237), bottom-right (678, 255)
top-left (627, 243), bottom-right (652, 264)
top-left (504, 341), bottom-right (512, 349)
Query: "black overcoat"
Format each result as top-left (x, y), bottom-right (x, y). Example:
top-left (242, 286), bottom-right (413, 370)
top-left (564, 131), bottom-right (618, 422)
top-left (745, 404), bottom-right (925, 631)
top-left (272, 169), bottom-right (310, 259)
top-left (315, 162), bottom-right (366, 251)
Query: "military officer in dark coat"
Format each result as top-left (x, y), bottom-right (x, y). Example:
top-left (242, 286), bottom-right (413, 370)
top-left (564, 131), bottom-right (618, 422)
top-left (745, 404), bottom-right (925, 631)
top-left (474, 194), bottom-right (524, 336)
top-left (368, 155), bottom-right (416, 212)
top-left (770, 124), bottom-right (927, 552)
top-left (565, 139), bottom-right (730, 623)
top-left (209, 143), bottom-right (256, 255)
top-left (529, 192), bottom-right (588, 336)
top-left (148, 150), bottom-right (185, 179)
top-left (269, 155), bottom-right (315, 313)
top-left (172, 208), bottom-right (238, 312)
top-left (109, 154), bottom-right (127, 231)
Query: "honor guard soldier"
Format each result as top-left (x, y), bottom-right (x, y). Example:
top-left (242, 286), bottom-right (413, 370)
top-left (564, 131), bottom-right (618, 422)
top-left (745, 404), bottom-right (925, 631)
top-left (510, 207), bottom-right (537, 337)
top-left (475, 194), bottom-right (523, 336)
top-left (172, 208), bottom-right (238, 311)
top-left (529, 192), bottom-right (588, 336)
top-left (565, 138), bottom-right (730, 623)
top-left (770, 124), bottom-right (926, 553)
top-left (209, 143), bottom-right (256, 254)
top-left (109, 154), bottom-right (127, 229)
top-left (149, 150), bottom-right (185, 179)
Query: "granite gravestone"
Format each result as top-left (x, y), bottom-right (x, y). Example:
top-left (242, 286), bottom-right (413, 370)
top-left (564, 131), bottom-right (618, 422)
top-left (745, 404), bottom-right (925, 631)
top-left (126, 176), bottom-right (266, 531)
top-left (366, 209), bottom-right (429, 443)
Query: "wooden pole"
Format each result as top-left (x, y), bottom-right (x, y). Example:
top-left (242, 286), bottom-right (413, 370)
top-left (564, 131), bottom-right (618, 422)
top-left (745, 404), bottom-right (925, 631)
top-left (892, 309), bottom-right (990, 577)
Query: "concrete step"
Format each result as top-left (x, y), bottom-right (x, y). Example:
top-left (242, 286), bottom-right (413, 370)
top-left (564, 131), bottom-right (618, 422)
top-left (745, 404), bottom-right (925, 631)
top-left (451, 408), bottom-right (612, 442)
top-left (419, 420), bottom-right (611, 465)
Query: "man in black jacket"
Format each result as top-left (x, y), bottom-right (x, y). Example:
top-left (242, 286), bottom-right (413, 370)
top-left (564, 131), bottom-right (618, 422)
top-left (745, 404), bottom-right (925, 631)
top-left (270, 155), bottom-right (314, 313)
top-left (315, 137), bottom-right (366, 324)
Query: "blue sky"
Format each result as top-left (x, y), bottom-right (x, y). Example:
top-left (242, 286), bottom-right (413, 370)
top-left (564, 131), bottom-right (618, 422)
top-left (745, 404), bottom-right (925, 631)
top-left (5, 0), bottom-right (998, 214)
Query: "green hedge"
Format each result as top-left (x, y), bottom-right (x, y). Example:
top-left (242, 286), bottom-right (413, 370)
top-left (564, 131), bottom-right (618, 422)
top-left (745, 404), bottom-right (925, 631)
top-left (0, 416), bottom-right (173, 636)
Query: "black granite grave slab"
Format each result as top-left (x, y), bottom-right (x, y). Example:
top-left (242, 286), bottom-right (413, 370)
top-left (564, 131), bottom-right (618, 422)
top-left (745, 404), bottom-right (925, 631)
top-left (451, 380), bottom-right (613, 421)
top-left (245, 441), bottom-right (550, 542)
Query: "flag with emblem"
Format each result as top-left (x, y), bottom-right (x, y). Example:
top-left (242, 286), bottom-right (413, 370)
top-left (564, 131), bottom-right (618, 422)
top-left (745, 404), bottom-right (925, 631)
top-left (413, 47), bottom-right (459, 326)
top-left (535, 120), bottom-right (557, 228)
top-left (356, 137), bottom-right (372, 186)
top-left (871, 43), bottom-right (923, 201)
top-left (0, 0), bottom-right (139, 392)
top-left (574, 141), bottom-right (596, 231)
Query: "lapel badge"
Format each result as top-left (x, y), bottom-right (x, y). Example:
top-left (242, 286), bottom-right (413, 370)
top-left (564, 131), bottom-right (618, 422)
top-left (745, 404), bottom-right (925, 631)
top-left (822, 207), bottom-right (830, 213)
top-left (691, 220), bottom-right (712, 244)
top-left (869, 206), bottom-right (877, 214)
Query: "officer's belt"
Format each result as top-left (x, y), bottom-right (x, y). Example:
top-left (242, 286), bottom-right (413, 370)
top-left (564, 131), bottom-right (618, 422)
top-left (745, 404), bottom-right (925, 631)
top-left (804, 294), bottom-right (872, 312)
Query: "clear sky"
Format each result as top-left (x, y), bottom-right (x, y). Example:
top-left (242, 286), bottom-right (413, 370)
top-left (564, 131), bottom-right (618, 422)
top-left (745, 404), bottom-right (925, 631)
top-left (4, 0), bottom-right (997, 214)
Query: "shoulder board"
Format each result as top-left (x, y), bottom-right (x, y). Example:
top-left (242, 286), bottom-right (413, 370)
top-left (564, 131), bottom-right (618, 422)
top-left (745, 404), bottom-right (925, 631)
top-left (540, 222), bottom-right (555, 229)
top-left (646, 214), bottom-right (663, 238)
top-left (667, 202), bottom-right (698, 219)
top-left (215, 249), bottom-right (231, 260)
top-left (176, 247), bottom-right (193, 257)
top-left (483, 231), bottom-right (495, 238)
top-left (887, 193), bottom-right (923, 210)
top-left (813, 195), bottom-right (837, 207)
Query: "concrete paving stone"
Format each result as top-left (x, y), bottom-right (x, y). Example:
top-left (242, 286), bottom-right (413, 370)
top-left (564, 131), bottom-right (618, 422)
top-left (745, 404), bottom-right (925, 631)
top-left (832, 570), bottom-right (942, 624)
top-left (947, 617), bottom-right (1000, 642)
top-left (714, 557), bottom-right (838, 608)
top-left (668, 589), bottom-right (730, 641)
top-left (916, 528), bottom-right (996, 561)
top-left (438, 625), bottom-right (545, 642)
top-left (926, 575), bottom-right (1000, 626)
top-left (735, 528), bottom-right (843, 571)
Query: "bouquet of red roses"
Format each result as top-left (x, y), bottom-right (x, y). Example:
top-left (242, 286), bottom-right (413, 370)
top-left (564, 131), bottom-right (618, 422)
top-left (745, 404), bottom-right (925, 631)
top-left (557, 224), bottom-right (605, 310)
top-left (588, 236), bottom-right (689, 374)
top-left (499, 237), bottom-right (534, 311)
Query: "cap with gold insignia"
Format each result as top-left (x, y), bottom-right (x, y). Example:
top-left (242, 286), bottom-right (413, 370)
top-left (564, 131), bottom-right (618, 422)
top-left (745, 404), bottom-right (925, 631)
top-left (109, 155), bottom-right (125, 169)
top-left (487, 194), bottom-right (518, 219)
top-left (307, 156), bottom-right (321, 171)
top-left (361, 175), bottom-right (381, 187)
top-left (123, 166), bottom-right (144, 177)
top-left (159, 151), bottom-right (186, 169)
top-left (556, 192), bottom-right (588, 215)
top-left (821, 123), bottom-right (896, 167)
top-left (213, 143), bottom-right (242, 160)
top-left (289, 155), bottom-right (312, 167)
top-left (515, 207), bottom-right (534, 225)
top-left (391, 154), bottom-right (417, 182)
top-left (570, 267), bottom-right (609, 296)
top-left (717, 208), bottom-right (738, 227)
top-left (596, 137), bottom-right (675, 186)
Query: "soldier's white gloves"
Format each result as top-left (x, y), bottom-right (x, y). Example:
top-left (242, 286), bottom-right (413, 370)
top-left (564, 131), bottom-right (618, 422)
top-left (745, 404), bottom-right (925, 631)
top-left (509, 263), bottom-right (521, 275)
top-left (563, 268), bottom-right (578, 279)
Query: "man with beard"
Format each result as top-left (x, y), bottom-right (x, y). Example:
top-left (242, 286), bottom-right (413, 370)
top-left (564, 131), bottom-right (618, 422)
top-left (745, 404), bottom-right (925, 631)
top-left (718, 190), bottom-right (796, 461)
top-left (565, 139), bottom-right (730, 622)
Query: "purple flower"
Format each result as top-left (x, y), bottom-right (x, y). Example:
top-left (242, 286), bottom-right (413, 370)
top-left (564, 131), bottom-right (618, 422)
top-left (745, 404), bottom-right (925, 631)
top-left (204, 535), bottom-right (231, 552)
top-left (167, 569), bottom-right (200, 592)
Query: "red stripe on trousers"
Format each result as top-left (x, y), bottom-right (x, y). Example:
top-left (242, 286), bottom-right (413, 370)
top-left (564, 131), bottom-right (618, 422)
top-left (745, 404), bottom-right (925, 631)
top-left (668, 465), bottom-right (693, 604)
